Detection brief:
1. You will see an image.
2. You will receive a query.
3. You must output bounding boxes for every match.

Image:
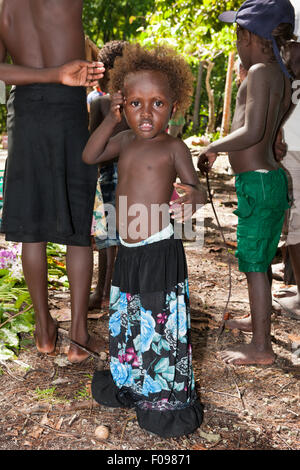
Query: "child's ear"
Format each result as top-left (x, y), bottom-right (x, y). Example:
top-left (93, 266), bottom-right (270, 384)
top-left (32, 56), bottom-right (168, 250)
top-left (171, 102), bottom-right (178, 118)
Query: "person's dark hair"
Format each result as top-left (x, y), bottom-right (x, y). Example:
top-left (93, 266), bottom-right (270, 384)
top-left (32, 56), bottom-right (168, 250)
top-left (108, 43), bottom-right (194, 114)
top-left (98, 40), bottom-right (128, 91)
top-left (237, 23), bottom-right (297, 77)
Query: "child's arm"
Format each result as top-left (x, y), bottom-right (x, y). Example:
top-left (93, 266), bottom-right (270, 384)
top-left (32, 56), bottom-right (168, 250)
top-left (83, 92), bottom-right (125, 165)
top-left (198, 64), bottom-right (270, 169)
top-left (170, 140), bottom-right (207, 222)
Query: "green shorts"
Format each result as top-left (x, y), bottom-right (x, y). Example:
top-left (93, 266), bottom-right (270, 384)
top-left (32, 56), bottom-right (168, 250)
top-left (234, 168), bottom-right (290, 273)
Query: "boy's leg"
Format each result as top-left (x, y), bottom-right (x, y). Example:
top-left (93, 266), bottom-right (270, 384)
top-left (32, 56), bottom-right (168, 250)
top-left (89, 246), bottom-right (117, 310)
top-left (89, 249), bottom-right (107, 310)
top-left (221, 271), bottom-right (275, 365)
top-left (22, 242), bottom-right (57, 354)
top-left (225, 266), bottom-right (273, 332)
top-left (66, 244), bottom-right (105, 362)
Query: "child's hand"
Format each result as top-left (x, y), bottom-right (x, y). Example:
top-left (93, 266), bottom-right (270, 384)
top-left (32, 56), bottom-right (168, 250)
top-left (109, 91), bottom-right (124, 123)
top-left (169, 182), bottom-right (207, 223)
top-left (59, 60), bottom-right (105, 87)
top-left (197, 149), bottom-right (218, 174)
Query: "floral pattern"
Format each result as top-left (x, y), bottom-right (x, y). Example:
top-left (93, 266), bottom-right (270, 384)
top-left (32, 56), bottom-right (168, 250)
top-left (108, 280), bottom-right (196, 411)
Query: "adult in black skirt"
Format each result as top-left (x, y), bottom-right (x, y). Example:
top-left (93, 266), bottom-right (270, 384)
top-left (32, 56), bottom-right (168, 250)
top-left (0, 0), bottom-right (104, 362)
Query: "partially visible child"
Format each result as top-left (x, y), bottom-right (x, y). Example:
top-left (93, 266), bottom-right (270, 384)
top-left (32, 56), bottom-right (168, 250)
top-left (83, 44), bottom-right (207, 438)
top-left (198, 0), bottom-right (296, 366)
top-left (88, 40), bottom-right (129, 311)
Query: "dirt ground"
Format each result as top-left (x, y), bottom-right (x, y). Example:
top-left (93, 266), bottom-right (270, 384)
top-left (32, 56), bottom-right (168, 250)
top-left (0, 163), bottom-right (299, 453)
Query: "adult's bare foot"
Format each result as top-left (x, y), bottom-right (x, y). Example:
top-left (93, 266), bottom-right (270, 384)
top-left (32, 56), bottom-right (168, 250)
top-left (88, 292), bottom-right (102, 310)
top-left (225, 315), bottom-right (252, 332)
top-left (88, 293), bottom-right (110, 310)
top-left (34, 319), bottom-right (58, 355)
top-left (273, 293), bottom-right (300, 320)
top-left (67, 334), bottom-right (106, 363)
top-left (220, 343), bottom-right (275, 365)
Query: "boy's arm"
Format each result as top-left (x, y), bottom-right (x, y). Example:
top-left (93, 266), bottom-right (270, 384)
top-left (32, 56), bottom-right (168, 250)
top-left (199, 64), bottom-right (270, 165)
top-left (83, 92), bottom-right (124, 165)
top-left (170, 140), bottom-right (207, 221)
top-left (0, 38), bottom-right (104, 86)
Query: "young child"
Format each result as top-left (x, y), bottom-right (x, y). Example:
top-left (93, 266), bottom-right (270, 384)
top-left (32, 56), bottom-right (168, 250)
top-left (83, 44), bottom-right (207, 438)
top-left (199, 0), bottom-right (296, 366)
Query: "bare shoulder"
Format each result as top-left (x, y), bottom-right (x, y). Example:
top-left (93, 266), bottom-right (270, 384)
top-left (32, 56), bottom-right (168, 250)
top-left (168, 135), bottom-right (191, 158)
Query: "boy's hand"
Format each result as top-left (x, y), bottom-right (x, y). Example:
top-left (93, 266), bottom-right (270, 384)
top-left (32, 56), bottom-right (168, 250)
top-left (197, 149), bottom-right (218, 174)
top-left (274, 129), bottom-right (287, 162)
top-left (59, 60), bottom-right (105, 87)
top-left (169, 182), bottom-right (207, 223)
top-left (109, 91), bottom-right (124, 123)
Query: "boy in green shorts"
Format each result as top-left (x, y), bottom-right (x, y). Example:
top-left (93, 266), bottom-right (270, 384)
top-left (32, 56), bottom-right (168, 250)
top-left (199, 0), bottom-right (296, 365)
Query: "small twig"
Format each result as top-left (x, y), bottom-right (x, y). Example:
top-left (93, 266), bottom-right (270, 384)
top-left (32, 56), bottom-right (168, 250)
top-left (0, 304), bottom-right (33, 329)
top-left (58, 327), bottom-right (99, 359)
top-left (15, 409), bottom-right (82, 439)
top-left (276, 432), bottom-right (295, 450)
top-left (226, 365), bottom-right (246, 409)
top-left (120, 415), bottom-right (136, 442)
top-left (0, 360), bottom-right (24, 382)
top-left (209, 388), bottom-right (242, 400)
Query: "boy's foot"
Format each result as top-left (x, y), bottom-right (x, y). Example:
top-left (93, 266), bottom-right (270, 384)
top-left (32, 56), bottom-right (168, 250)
top-left (225, 315), bottom-right (252, 332)
top-left (272, 293), bottom-right (300, 320)
top-left (220, 343), bottom-right (275, 366)
top-left (34, 319), bottom-right (58, 355)
top-left (67, 334), bottom-right (106, 363)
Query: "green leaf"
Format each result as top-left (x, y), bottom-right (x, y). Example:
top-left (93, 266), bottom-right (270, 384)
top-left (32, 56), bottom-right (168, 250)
top-left (0, 345), bottom-right (16, 360)
top-left (0, 327), bottom-right (19, 347)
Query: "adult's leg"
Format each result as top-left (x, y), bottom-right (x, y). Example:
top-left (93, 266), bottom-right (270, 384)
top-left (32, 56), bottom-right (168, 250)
top-left (221, 271), bottom-right (275, 365)
top-left (66, 244), bottom-right (105, 362)
top-left (276, 243), bottom-right (300, 318)
top-left (22, 242), bottom-right (57, 354)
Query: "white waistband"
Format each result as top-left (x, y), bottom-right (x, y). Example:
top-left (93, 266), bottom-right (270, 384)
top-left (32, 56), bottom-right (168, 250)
top-left (119, 223), bottom-right (174, 247)
top-left (254, 169), bottom-right (270, 173)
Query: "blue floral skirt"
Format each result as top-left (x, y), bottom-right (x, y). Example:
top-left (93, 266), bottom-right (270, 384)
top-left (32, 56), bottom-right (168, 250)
top-left (92, 235), bottom-right (203, 438)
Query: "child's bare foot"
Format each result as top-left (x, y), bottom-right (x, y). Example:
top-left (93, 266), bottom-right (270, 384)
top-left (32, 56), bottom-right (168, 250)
top-left (67, 334), bottom-right (106, 363)
top-left (220, 343), bottom-right (275, 365)
top-left (225, 315), bottom-right (252, 332)
top-left (34, 319), bottom-right (58, 355)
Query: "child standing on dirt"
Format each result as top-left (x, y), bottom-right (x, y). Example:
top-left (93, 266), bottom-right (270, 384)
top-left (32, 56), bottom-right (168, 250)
top-left (199, 0), bottom-right (296, 366)
top-left (83, 43), bottom-right (207, 438)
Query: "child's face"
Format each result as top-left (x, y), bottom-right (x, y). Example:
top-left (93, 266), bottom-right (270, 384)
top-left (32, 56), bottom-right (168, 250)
top-left (123, 70), bottom-right (175, 140)
top-left (236, 26), bottom-right (251, 70)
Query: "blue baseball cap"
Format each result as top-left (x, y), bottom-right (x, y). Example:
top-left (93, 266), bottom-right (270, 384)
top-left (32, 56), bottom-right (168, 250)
top-left (219, 0), bottom-right (295, 78)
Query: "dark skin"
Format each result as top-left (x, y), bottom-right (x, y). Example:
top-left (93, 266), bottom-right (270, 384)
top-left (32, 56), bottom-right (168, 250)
top-left (83, 70), bottom-right (207, 243)
top-left (0, 0), bottom-right (105, 363)
top-left (271, 44), bottom-right (300, 319)
top-left (198, 28), bottom-right (292, 365)
top-left (88, 94), bottom-right (129, 310)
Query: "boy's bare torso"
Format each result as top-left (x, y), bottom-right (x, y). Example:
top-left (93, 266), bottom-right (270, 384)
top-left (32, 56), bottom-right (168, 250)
top-left (116, 132), bottom-right (180, 242)
top-left (229, 62), bottom-right (291, 174)
top-left (0, 0), bottom-right (85, 65)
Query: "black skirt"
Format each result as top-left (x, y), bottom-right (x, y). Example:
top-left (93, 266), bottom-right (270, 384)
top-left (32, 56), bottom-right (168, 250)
top-left (92, 236), bottom-right (203, 438)
top-left (1, 84), bottom-right (97, 246)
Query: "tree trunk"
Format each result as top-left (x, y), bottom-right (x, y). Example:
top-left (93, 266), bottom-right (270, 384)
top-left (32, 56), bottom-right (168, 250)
top-left (220, 51), bottom-right (235, 137)
top-left (192, 60), bottom-right (204, 133)
top-left (205, 61), bottom-right (215, 134)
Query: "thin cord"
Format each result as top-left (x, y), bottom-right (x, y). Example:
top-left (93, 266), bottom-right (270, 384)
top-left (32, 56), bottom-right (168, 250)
top-left (205, 172), bottom-right (232, 340)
